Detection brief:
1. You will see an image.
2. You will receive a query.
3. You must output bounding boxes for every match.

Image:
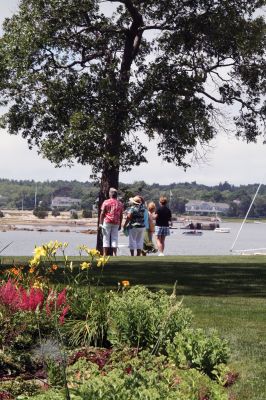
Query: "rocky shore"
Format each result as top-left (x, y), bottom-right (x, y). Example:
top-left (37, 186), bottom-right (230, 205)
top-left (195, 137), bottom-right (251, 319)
top-left (0, 210), bottom-right (98, 234)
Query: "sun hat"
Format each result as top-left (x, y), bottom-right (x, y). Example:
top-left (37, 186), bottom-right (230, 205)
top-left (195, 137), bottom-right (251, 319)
top-left (109, 187), bottom-right (117, 193)
top-left (129, 195), bottom-right (142, 205)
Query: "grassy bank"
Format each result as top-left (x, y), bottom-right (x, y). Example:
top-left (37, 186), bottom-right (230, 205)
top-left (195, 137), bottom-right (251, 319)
top-left (1, 255), bottom-right (266, 399)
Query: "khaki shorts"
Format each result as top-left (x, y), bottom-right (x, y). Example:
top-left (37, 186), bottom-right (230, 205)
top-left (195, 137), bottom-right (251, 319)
top-left (102, 223), bottom-right (119, 248)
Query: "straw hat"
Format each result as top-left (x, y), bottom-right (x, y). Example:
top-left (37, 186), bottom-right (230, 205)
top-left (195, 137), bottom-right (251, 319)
top-left (129, 195), bottom-right (142, 205)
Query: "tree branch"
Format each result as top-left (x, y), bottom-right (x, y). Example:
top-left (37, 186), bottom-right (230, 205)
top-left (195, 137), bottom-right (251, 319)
top-left (45, 48), bottom-right (104, 69)
top-left (120, 0), bottom-right (144, 79)
top-left (198, 90), bottom-right (225, 104)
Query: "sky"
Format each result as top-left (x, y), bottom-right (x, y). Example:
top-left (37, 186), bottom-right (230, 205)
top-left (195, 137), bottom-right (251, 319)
top-left (0, 0), bottom-right (265, 186)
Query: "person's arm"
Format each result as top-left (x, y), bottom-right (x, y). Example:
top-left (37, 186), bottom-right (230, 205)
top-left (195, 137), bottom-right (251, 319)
top-left (119, 206), bottom-right (124, 230)
top-left (168, 209), bottom-right (172, 227)
top-left (99, 203), bottom-right (106, 226)
top-left (123, 211), bottom-right (132, 229)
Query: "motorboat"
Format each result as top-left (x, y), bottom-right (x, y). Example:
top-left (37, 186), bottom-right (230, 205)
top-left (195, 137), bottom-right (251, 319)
top-left (182, 230), bottom-right (203, 236)
top-left (214, 227), bottom-right (230, 233)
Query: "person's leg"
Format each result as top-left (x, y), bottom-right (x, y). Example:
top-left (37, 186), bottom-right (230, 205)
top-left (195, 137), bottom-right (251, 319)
top-left (102, 223), bottom-right (111, 256)
top-left (156, 235), bottom-right (163, 253)
top-left (128, 228), bottom-right (137, 256)
top-left (136, 227), bottom-right (145, 257)
top-left (160, 236), bottom-right (166, 252)
top-left (103, 247), bottom-right (109, 256)
top-left (110, 224), bottom-right (119, 256)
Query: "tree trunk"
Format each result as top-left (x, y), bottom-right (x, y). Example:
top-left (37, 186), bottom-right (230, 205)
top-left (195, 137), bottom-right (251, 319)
top-left (95, 1), bottom-right (143, 252)
top-left (96, 141), bottom-right (120, 253)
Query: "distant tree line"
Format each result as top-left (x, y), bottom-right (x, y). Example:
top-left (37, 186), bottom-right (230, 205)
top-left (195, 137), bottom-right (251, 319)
top-left (0, 179), bottom-right (265, 218)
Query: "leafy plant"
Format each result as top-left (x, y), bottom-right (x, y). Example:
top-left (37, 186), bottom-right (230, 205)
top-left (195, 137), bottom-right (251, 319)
top-left (29, 350), bottom-right (229, 400)
top-left (51, 210), bottom-right (61, 217)
top-left (107, 286), bottom-right (192, 351)
top-left (33, 209), bottom-right (48, 219)
top-left (167, 328), bottom-right (230, 378)
top-left (82, 209), bottom-right (92, 218)
top-left (62, 289), bottom-right (109, 347)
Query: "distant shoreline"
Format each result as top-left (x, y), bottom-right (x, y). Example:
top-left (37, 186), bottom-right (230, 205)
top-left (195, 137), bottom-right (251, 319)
top-left (0, 210), bottom-right (98, 234)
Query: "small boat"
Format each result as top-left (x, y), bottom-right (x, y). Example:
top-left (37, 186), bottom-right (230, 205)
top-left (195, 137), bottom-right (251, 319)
top-left (181, 219), bottom-right (220, 230)
top-left (214, 227), bottom-right (230, 233)
top-left (182, 230), bottom-right (203, 236)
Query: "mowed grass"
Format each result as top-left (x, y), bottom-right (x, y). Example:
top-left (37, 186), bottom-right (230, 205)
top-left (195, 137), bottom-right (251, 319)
top-left (1, 255), bottom-right (266, 399)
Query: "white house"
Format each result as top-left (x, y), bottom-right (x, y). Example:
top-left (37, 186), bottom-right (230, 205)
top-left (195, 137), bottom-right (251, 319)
top-left (185, 200), bottom-right (229, 214)
top-left (51, 196), bottom-right (81, 209)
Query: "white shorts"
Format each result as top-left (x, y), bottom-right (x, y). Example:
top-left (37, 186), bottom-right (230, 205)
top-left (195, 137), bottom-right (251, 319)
top-left (102, 223), bottom-right (119, 248)
top-left (128, 227), bottom-right (145, 250)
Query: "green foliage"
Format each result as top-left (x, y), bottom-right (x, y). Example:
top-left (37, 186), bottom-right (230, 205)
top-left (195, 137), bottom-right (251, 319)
top-left (46, 357), bottom-right (65, 388)
top-left (82, 209), bottom-right (92, 218)
top-left (0, 0), bottom-right (264, 191)
top-left (0, 379), bottom-right (40, 398)
top-left (62, 289), bottom-right (109, 347)
top-left (70, 210), bottom-right (78, 219)
top-left (0, 178), bottom-right (98, 210)
top-left (2, 178), bottom-right (266, 217)
top-left (51, 209), bottom-right (61, 217)
top-left (27, 351), bottom-right (228, 400)
top-left (33, 208), bottom-right (48, 219)
top-left (107, 286), bottom-right (192, 350)
top-left (167, 328), bottom-right (230, 378)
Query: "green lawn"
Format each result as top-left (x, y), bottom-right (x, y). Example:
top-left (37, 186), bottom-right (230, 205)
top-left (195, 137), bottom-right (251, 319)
top-left (1, 254), bottom-right (266, 399)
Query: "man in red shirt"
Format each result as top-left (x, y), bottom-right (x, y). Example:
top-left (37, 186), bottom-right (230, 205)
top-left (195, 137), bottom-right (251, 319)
top-left (99, 188), bottom-right (124, 256)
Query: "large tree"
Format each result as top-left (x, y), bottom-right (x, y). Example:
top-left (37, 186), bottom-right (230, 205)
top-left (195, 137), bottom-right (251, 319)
top-left (0, 0), bottom-right (265, 247)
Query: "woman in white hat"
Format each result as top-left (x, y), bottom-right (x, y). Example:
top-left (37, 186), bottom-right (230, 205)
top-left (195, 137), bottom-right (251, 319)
top-left (123, 195), bottom-right (146, 256)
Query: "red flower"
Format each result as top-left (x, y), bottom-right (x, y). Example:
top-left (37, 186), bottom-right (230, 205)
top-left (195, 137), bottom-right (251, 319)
top-left (56, 288), bottom-right (67, 308)
top-left (59, 305), bottom-right (70, 325)
top-left (28, 288), bottom-right (45, 311)
top-left (0, 279), bottom-right (20, 310)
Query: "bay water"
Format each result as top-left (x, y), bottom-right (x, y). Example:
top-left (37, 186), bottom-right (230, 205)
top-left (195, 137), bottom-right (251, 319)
top-left (0, 222), bottom-right (265, 256)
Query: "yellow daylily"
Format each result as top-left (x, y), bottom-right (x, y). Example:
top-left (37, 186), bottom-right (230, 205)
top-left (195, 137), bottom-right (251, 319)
top-left (32, 280), bottom-right (44, 289)
top-left (97, 256), bottom-right (110, 267)
top-left (33, 246), bottom-right (47, 258)
top-left (90, 249), bottom-right (101, 257)
top-left (80, 262), bottom-right (91, 270)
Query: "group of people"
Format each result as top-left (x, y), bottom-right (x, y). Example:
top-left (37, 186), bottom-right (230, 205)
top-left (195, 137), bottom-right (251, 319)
top-left (99, 188), bottom-right (172, 256)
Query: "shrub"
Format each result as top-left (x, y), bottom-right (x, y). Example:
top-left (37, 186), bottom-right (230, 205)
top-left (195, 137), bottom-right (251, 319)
top-left (28, 350), bottom-right (228, 400)
top-left (82, 209), bottom-right (92, 218)
top-left (70, 210), bottom-right (78, 219)
top-left (51, 209), bottom-right (61, 217)
top-left (62, 289), bottom-right (109, 347)
top-left (33, 209), bottom-right (48, 219)
top-left (107, 286), bottom-right (192, 351)
top-left (167, 328), bottom-right (230, 378)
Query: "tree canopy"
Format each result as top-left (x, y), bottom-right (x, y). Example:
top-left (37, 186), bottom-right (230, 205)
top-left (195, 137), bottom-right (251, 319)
top-left (0, 0), bottom-right (265, 196)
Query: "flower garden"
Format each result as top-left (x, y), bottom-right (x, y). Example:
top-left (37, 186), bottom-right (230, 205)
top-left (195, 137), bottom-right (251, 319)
top-left (0, 241), bottom-right (239, 399)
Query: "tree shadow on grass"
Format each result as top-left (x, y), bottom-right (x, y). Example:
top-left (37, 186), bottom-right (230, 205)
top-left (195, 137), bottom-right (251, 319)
top-left (104, 257), bottom-right (266, 297)
top-left (1, 255), bottom-right (266, 297)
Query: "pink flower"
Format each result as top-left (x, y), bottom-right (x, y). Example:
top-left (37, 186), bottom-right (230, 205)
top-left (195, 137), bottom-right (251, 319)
top-left (56, 288), bottom-right (67, 308)
top-left (59, 305), bottom-right (70, 325)
top-left (0, 279), bottom-right (20, 310)
top-left (28, 288), bottom-right (44, 311)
